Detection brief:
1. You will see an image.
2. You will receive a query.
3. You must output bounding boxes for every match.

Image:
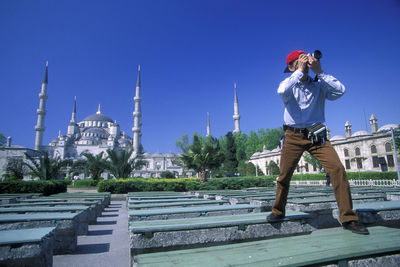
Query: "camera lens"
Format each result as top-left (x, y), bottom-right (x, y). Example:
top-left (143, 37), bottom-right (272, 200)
top-left (313, 50), bottom-right (322, 60)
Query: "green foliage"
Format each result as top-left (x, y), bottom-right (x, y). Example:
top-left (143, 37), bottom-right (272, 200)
top-left (97, 177), bottom-right (275, 193)
top-left (177, 134), bottom-right (224, 182)
top-left (24, 152), bottom-right (72, 180)
top-left (0, 180), bottom-right (68, 195)
top-left (3, 157), bottom-right (26, 180)
top-left (267, 161), bottom-right (280, 176)
top-left (80, 152), bottom-right (108, 180)
top-left (303, 151), bottom-right (323, 172)
top-left (105, 149), bottom-right (146, 178)
top-left (290, 171), bottom-right (398, 180)
top-left (223, 132), bottom-right (238, 174)
top-left (160, 171), bottom-right (176, 179)
top-left (72, 178), bottom-right (99, 187)
top-left (0, 132), bottom-right (6, 148)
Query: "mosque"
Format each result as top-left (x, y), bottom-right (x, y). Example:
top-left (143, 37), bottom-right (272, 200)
top-left (249, 117), bottom-right (399, 176)
top-left (0, 62), bottom-right (242, 178)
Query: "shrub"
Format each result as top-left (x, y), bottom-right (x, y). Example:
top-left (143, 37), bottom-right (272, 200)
top-left (290, 171), bottom-right (398, 181)
top-left (73, 179), bottom-right (99, 187)
top-left (0, 180), bottom-right (68, 195)
top-left (97, 176), bottom-right (275, 193)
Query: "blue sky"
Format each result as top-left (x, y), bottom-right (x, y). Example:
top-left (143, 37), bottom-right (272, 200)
top-left (1, 0), bottom-right (399, 154)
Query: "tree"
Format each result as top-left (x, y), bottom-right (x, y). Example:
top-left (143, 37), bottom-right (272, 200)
top-left (303, 151), bottom-right (323, 172)
top-left (24, 152), bottom-right (71, 180)
top-left (224, 132), bottom-right (238, 174)
top-left (177, 134), bottom-right (224, 182)
top-left (106, 149), bottom-right (146, 178)
top-left (267, 161), bottom-right (280, 176)
top-left (81, 152), bottom-right (108, 180)
top-left (160, 171), bottom-right (175, 178)
top-left (0, 132), bottom-right (6, 149)
top-left (4, 157), bottom-right (26, 180)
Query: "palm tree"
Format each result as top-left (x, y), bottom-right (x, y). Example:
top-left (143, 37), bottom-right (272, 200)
top-left (105, 149), bottom-right (146, 178)
top-left (80, 152), bottom-right (108, 180)
top-left (178, 134), bottom-right (224, 182)
top-left (24, 152), bottom-right (71, 180)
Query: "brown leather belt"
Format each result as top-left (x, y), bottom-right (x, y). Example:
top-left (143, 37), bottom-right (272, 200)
top-left (283, 125), bottom-right (308, 134)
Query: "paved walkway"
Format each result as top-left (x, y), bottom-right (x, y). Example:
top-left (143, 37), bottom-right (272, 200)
top-left (53, 200), bottom-right (130, 267)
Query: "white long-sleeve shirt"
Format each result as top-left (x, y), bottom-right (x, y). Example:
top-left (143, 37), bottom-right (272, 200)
top-left (277, 70), bottom-right (345, 128)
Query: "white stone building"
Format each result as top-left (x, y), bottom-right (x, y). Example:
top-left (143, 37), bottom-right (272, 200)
top-left (249, 117), bottom-right (399, 176)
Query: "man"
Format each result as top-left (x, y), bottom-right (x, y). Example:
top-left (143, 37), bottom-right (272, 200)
top-left (267, 50), bottom-right (369, 235)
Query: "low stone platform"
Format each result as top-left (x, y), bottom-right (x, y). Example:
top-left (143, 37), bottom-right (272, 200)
top-left (0, 227), bottom-right (55, 267)
top-left (128, 204), bottom-right (261, 221)
top-left (129, 211), bottom-right (314, 256)
top-left (0, 212), bottom-right (80, 254)
top-left (0, 206), bottom-right (91, 235)
top-left (333, 200), bottom-right (400, 226)
top-left (132, 226), bottom-right (400, 267)
top-left (128, 199), bottom-right (229, 209)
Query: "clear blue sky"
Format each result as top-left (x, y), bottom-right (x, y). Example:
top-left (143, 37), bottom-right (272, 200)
top-left (1, 0), bottom-right (399, 154)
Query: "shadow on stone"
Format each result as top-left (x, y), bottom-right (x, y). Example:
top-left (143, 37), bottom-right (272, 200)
top-left (100, 214), bottom-right (119, 218)
top-left (74, 243), bottom-right (110, 254)
top-left (88, 229), bottom-right (113, 236)
top-left (104, 209), bottom-right (119, 212)
top-left (96, 220), bottom-right (117, 225)
top-left (270, 222), bottom-right (283, 230)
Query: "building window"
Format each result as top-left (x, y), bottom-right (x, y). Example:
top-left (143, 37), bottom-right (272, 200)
top-left (345, 159), bottom-right (351, 170)
top-left (305, 164), bottom-right (309, 172)
top-left (296, 165), bottom-right (300, 172)
top-left (355, 147), bottom-right (361, 156)
top-left (344, 149), bottom-right (349, 157)
top-left (387, 155), bottom-right (394, 167)
top-left (385, 143), bottom-right (393, 152)
top-left (312, 164), bottom-right (316, 171)
top-left (372, 156), bottom-right (379, 168)
top-left (371, 145), bottom-right (377, 154)
top-left (356, 158), bottom-right (363, 169)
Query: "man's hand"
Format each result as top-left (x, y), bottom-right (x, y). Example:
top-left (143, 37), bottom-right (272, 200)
top-left (308, 56), bottom-right (322, 74)
top-left (297, 54), bottom-right (309, 72)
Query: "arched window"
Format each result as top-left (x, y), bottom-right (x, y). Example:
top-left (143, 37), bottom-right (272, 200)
top-left (385, 143), bottom-right (393, 152)
top-left (355, 147), bottom-right (361, 156)
top-left (371, 145), bottom-right (377, 154)
top-left (344, 149), bottom-right (349, 157)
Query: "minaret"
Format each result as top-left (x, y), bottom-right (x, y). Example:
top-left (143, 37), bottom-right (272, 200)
top-left (34, 61), bottom-right (48, 151)
top-left (132, 65), bottom-right (142, 154)
top-left (370, 114), bottom-right (378, 133)
top-left (206, 112), bottom-right (211, 137)
top-left (233, 82), bottom-right (241, 133)
top-left (67, 96), bottom-right (78, 135)
top-left (345, 121), bottom-right (352, 138)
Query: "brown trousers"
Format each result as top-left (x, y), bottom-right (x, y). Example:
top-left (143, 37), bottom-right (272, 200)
top-left (272, 130), bottom-right (359, 223)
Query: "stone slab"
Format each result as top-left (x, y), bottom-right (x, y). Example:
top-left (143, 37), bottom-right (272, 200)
top-left (132, 226), bottom-right (400, 267)
top-left (333, 200), bottom-right (400, 226)
top-left (129, 204), bottom-right (261, 221)
top-left (129, 211), bottom-right (314, 255)
top-left (0, 212), bottom-right (80, 254)
top-left (0, 227), bottom-right (55, 267)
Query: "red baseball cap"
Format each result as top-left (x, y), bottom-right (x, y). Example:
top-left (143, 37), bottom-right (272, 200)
top-left (284, 50), bottom-right (306, 73)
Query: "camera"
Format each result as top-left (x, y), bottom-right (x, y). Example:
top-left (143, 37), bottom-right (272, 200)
top-left (308, 50), bottom-right (322, 60)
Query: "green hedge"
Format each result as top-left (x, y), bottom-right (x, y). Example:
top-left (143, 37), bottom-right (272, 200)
top-left (290, 172), bottom-right (398, 181)
top-left (0, 180), bottom-right (68, 196)
top-left (97, 177), bottom-right (275, 193)
top-left (71, 179), bottom-right (99, 188)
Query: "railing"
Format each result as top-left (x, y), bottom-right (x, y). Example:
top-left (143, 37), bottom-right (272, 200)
top-left (290, 179), bottom-right (400, 187)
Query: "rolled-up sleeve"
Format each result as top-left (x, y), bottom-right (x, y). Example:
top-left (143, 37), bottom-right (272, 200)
top-left (277, 70), bottom-right (303, 103)
top-left (318, 72), bottom-right (345, 100)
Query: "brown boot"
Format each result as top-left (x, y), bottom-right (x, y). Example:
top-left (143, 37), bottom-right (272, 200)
top-left (342, 221), bottom-right (369, 235)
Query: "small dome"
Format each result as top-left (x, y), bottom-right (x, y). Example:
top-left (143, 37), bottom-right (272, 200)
top-left (153, 153), bottom-right (163, 158)
top-left (352, 130), bottom-right (371, 137)
top-left (253, 152), bottom-right (261, 157)
top-left (82, 113), bottom-right (113, 123)
top-left (378, 124), bottom-right (400, 132)
top-left (165, 153), bottom-right (175, 157)
top-left (330, 135), bottom-right (346, 141)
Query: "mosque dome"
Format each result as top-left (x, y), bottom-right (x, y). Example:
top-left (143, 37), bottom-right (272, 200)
top-left (330, 135), bottom-right (346, 141)
top-left (81, 127), bottom-right (108, 139)
top-left (352, 130), bottom-right (372, 137)
top-left (378, 124), bottom-right (400, 132)
top-left (82, 113), bottom-right (113, 123)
